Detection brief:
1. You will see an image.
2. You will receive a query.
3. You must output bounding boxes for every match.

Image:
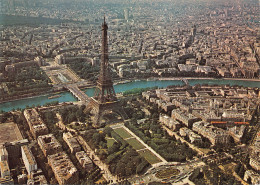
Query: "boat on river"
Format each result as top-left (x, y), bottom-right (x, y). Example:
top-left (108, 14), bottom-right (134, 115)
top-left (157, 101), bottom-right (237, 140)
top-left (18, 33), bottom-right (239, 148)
top-left (48, 95), bottom-right (61, 99)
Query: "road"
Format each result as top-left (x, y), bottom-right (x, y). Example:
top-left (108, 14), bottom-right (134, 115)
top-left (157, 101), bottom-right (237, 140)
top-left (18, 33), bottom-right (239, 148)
top-left (129, 159), bottom-right (205, 184)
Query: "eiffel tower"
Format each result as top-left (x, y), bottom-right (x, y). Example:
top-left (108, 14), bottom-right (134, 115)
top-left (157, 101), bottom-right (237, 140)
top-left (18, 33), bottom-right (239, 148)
top-left (88, 17), bottom-right (127, 127)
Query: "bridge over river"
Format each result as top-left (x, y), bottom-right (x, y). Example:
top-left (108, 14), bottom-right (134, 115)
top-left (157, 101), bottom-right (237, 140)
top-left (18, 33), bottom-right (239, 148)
top-left (66, 84), bottom-right (90, 103)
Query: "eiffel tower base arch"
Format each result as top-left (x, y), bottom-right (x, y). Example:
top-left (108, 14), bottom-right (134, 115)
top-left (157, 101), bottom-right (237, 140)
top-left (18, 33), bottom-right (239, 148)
top-left (87, 98), bottom-right (128, 128)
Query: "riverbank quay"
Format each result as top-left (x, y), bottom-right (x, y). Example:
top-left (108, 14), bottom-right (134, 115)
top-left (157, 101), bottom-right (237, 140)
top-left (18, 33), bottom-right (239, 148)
top-left (1, 77), bottom-right (260, 112)
top-left (0, 83), bottom-right (95, 104)
top-left (1, 77), bottom-right (259, 104)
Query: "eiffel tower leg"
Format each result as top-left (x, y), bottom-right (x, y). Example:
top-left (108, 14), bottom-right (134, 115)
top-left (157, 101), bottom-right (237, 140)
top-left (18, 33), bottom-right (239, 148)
top-left (92, 107), bottom-right (128, 128)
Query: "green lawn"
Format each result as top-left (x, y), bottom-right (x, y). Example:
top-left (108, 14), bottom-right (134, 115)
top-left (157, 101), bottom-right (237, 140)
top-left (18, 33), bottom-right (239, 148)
top-left (106, 137), bottom-right (116, 147)
top-left (126, 138), bottom-right (146, 150)
top-left (113, 126), bottom-right (162, 165)
top-left (114, 127), bottom-right (133, 139)
top-left (138, 149), bottom-right (162, 165)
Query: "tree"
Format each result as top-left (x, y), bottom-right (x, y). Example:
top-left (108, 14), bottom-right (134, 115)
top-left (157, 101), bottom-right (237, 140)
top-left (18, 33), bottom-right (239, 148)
top-left (136, 160), bottom-right (149, 174)
top-left (115, 162), bottom-right (126, 177)
top-left (189, 168), bottom-right (200, 181)
top-left (125, 161), bottom-right (135, 176)
top-left (144, 130), bottom-right (151, 138)
top-left (67, 113), bottom-right (76, 123)
top-left (92, 133), bottom-right (103, 146)
top-left (108, 142), bottom-right (121, 155)
top-left (103, 127), bottom-right (113, 137)
top-left (234, 163), bottom-right (241, 173)
top-left (99, 141), bottom-right (107, 149)
top-left (98, 149), bottom-right (107, 161)
top-left (238, 165), bottom-right (245, 178)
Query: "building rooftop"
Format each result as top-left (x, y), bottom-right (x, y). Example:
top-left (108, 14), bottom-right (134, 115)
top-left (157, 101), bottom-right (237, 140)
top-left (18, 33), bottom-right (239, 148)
top-left (48, 152), bottom-right (78, 181)
top-left (21, 145), bottom-right (36, 166)
top-left (193, 121), bottom-right (228, 136)
top-left (38, 134), bottom-right (62, 151)
top-left (0, 122), bottom-right (23, 145)
top-left (75, 151), bottom-right (92, 165)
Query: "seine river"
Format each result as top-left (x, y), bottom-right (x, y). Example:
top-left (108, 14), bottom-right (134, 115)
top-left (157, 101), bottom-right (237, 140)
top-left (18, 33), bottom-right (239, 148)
top-left (1, 79), bottom-right (260, 112)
